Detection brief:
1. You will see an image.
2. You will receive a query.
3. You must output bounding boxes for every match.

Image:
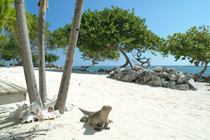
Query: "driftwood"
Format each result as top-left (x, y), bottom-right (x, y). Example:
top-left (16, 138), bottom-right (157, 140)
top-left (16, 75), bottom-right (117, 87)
top-left (131, 49), bottom-right (151, 68)
top-left (79, 57), bottom-right (99, 70)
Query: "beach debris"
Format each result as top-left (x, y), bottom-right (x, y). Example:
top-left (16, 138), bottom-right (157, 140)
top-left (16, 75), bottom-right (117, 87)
top-left (8, 96), bottom-right (74, 123)
top-left (21, 112), bottom-right (36, 123)
top-left (8, 102), bottom-right (27, 119)
top-left (79, 105), bottom-right (112, 131)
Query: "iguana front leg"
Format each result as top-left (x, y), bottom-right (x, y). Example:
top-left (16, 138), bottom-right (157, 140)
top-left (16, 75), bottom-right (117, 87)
top-left (103, 119), bottom-right (113, 130)
top-left (93, 124), bottom-right (103, 131)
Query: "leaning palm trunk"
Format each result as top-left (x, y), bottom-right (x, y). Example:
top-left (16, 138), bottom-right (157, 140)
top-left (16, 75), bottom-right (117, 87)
top-left (0, 28), bottom-right (9, 61)
top-left (14, 0), bottom-right (43, 106)
top-left (38, 0), bottom-right (47, 103)
top-left (55, 0), bottom-right (84, 114)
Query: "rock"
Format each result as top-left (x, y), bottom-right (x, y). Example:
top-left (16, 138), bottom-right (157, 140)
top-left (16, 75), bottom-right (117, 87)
top-left (157, 72), bottom-right (169, 79)
top-left (45, 64), bottom-right (52, 68)
top-left (174, 84), bottom-right (189, 90)
top-left (206, 75), bottom-right (210, 83)
top-left (58, 65), bottom-right (64, 70)
top-left (151, 76), bottom-right (162, 86)
top-left (153, 66), bottom-right (162, 72)
top-left (133, 66), bottom-right (144, 71)
top-left (168, 68), bottom-right (175, 73)
top-left (162, 66), bottom-right (169, 72)
top-left (52, 64), bottom-right (56, 68)
top-left (196, 77), bottom-right (206, 82)
top-left (114, 68), bottom-right (125, 74)
top-left (143, 70), bottom-right (157, 83)
top-left (194, 73), bottom-right (202, 81)
top-left (177, 75), bottom-right (187, 84)
top-left (168, 74), bottom-right (178, 81)
top-left (106, 66), bottom-right (201, 91)
top-left (164, 81), bottom-right (176, 88)
top-left (112, 67), bottom-right (117, 71)
top-left (186, 79), bottom-right (198, 91)
top-left (97, 68), bottom-right (111, 73)
top-left (122, 70), bottom-right (138, 82)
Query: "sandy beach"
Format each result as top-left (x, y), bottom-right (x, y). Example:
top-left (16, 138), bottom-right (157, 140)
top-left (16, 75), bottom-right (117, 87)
top-left (0, 66), bottom-right (210, 140)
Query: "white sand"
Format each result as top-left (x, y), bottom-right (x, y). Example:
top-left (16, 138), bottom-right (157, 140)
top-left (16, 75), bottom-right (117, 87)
top-left (0, 66), bottom-right (210, 140)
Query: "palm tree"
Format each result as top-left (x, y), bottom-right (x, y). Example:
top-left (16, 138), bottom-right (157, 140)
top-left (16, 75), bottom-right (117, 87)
top-left (55, 0), bottom-right (84, 114)
top-left (14, 0), bottom-right (43, 106)
top-left (38, 0), bottom-right (48, 104)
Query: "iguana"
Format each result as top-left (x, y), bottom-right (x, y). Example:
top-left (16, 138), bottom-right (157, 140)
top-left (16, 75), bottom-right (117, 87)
top-left (79, 105), bottom-right (112, 131)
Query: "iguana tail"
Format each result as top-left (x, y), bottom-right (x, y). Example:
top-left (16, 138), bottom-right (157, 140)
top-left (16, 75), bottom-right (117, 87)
top-left (78, 107), bottom-right (93, 116)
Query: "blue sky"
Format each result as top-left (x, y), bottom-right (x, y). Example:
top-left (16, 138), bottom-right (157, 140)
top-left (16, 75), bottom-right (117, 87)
top-left (24, 0), bottom-right (210, 66)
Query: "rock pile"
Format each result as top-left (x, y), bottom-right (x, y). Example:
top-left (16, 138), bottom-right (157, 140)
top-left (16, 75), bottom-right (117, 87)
top-left (97, 68), bottom-right (112, 73)
top-left (107, 66), bottom-right (199, 91)
top-left (45, 64), bottom-right (64, 70)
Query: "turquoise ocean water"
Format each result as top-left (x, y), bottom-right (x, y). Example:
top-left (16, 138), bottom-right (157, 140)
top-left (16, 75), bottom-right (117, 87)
top-left (73, 65), bottom-right (210, 76)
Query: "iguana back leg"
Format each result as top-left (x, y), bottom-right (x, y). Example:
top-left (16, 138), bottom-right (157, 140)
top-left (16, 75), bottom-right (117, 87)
top-left (80, 115), bottom-right (88, 122)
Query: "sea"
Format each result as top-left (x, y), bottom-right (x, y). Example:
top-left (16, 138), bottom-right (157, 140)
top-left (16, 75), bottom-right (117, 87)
top-left (72, 65), bottom-right (210, 76)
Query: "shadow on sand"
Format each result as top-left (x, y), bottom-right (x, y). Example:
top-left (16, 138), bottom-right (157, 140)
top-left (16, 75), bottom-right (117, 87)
top-left (34, 68), bottom-right (109, 75)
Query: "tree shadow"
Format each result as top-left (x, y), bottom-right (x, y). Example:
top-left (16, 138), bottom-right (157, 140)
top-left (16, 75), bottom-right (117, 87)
top-left (33, 68), bottom-right (109, 75)
top-left (0, 129), bottom-right (49, 140)
top-left (0, 118), bottom-right (21, 130)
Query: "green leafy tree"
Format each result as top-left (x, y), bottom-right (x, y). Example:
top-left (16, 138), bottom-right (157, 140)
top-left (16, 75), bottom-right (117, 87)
top-left (2, 36), bottom-right (21, 64)
top-left (51, 6), bottom-right (163, 68)
top-left (160, 25), bottom-right (210, 74)
top-left (45, 53), bottom-right (59, 64)
top-left (32, 54), bottom-right (38, 63)
top-left (0, 0), bottom-right (17, 61)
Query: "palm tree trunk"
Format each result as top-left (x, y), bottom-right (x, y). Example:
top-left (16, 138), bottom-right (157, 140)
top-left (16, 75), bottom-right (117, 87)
top-left (14, 0), bottom-right (43, 106)
top-left (117, 45), bottom-right (133, 68)
top-left (38, 0), bottom-right (47, 103)
top-left (55, 0), bottom-right (84, 114)
top-left (0, 28), bottom-right (9, 61)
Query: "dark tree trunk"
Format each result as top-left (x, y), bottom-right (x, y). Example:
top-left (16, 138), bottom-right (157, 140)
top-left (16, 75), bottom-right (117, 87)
top-left (79, 58), bottom-right (99, 70)
top-left (55, 0), bottom-right (84, 114)
top-left (117, 45), bottom-right (133, 68)
top-left (200, 61), bottom-right (208, 75)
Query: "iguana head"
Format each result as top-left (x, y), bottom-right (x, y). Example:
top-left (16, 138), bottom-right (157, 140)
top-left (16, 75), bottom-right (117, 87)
top-left (101, 105), bottom-right (112, 114)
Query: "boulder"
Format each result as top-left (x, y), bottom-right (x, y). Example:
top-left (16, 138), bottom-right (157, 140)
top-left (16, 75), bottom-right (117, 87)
top-left (174, 84), bottom-right (189, 90)
top-left (168, 68), bottom-right (175, 73)
top-left (122, 70), bottom-right (138, 82)
top-left (168, 74), bottom-right (178, 81)
top-left (151, 76), bottom-right (162, 86)
top-left (157, 72), bottom-right (169, 79)
top-left (163, 81), bottom-right (176, 88)
top-left (206, 75), bottom-right (210, 83)
top-left (186, 79), bottom-right (198, 91)
top-left (162, 66), bottom-right (169, 72)
top-left (153, 66), bottom-right (162, 72)
top-left (177, 75), bottom-right (188, 84)
top-left (133, 66), bottom-right (144, 71)
top-left (143, 70), bottom-right (157, 83)
top-left (196, 77), bottom-right (206, 82)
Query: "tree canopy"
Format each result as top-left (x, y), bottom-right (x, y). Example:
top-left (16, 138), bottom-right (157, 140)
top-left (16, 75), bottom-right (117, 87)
top-left (160, 25), bottom-right (210, 74)
top-left (45, 53), bottom-right (59, 64)
top-left (50, 6), bottom-right (164, 67)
